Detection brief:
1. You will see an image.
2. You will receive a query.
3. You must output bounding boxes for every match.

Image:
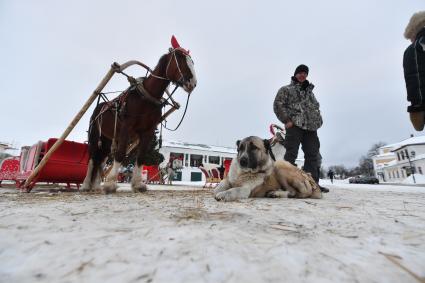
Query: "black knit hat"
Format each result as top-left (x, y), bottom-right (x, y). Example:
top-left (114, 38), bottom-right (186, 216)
top-left (294, 64), bottom-right (309, 76)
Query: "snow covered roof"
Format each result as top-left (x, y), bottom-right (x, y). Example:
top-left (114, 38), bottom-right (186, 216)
top-left (0, 142), bottom-right (11, 148)
top-left (390, 135), bottom-right (425, 151)
top-left (385, 159), bottom-right (398, 167)
top-left (373, 152), bottom-right (395, 158)
top-left (162, 140), bottom-right (237, 154)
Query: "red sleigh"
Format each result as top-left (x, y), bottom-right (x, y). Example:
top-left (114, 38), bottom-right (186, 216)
top-left (14, 138), bottom-right (89, 191)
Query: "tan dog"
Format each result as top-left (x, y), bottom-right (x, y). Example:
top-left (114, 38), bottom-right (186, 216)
top-left (214, 136), bottom-right (322, 201)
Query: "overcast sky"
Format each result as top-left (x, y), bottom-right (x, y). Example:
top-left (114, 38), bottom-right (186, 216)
top-left (1, 1), bottom-right (423, 167)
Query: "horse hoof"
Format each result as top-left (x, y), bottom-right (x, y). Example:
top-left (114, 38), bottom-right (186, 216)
top-left (80, 185), bottom-right (92, 192)
top-left (102, 183), bottom-right (118, 194)
top-left (132, 183), bottom-right (147, 193)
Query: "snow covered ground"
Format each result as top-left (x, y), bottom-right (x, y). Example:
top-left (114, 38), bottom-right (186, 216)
top-left (0, 180), bottom-right (424, 283)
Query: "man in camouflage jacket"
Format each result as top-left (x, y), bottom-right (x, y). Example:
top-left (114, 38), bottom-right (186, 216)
top-left (273, 64), bottom-right (327, 192)
top-left (403, 11), bottom-right (425, 131)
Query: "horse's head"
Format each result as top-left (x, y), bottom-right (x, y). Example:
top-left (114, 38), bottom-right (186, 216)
top-left (164, 36), bottom-right (197, 93)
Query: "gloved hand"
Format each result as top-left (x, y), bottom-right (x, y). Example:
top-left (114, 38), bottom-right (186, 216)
top-left (409, 111), bottom-right (425, 131)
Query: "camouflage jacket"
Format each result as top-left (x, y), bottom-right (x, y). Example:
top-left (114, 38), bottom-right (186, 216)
top-left (273, 79), bottom-right (323, 131)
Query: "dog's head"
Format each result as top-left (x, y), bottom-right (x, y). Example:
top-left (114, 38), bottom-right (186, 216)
top-left (236, 136), bottom-right (273, 172)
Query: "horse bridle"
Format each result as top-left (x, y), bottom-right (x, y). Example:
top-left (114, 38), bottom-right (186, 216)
top-left (149, 48), bottom-right (191, 88)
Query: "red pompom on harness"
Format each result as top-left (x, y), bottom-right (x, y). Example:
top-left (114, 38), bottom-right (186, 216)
top-left (171, 35), bottom-right (190, 56)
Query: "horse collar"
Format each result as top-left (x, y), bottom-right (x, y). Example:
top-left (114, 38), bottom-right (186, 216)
top-left (134, 81), bottom-right (164, 107)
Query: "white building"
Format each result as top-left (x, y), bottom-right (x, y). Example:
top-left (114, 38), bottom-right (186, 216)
top-left (0, 142), bottom-right (16, 154)
top-left (159, 140), bottom-right (237, 182)
top-left (372, 135), bottom-right (425, 183)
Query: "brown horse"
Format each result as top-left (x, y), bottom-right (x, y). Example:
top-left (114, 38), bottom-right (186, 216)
top-left (81, 36), bottom-right (197, 193)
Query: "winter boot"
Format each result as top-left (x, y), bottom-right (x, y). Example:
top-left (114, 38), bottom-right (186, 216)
top-left (319, 185), bottom-right (329, 193)
top-left (409, 111), bottom-right (425, 131)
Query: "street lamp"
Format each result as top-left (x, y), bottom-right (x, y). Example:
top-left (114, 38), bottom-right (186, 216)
top-left (406, 150), bottom-right (416, 184)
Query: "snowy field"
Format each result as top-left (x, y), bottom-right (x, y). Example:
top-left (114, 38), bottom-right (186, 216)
top-left (1, 180), bottom-right (424, 283)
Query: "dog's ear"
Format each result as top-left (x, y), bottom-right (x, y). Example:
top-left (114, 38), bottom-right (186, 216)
top-left (236, 140), bottom-right (241, 148)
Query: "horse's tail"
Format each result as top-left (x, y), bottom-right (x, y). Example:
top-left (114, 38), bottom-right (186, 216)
top-left (88, 103), bottom-right (106, 184)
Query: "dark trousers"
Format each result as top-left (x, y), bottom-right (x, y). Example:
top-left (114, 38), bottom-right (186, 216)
top-left (284, 126), bottom-right (320, 183)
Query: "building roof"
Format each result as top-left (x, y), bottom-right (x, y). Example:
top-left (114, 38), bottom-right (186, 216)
top-left (162, 140), bottom-right (237, 154)
top-left (0, 142), bottom-right (16, 151)
top-left (373, 152), bottom-right (395, 159)
top-left (390, 135), bottom-right (425, 151)
top-left (383, 159), bottom-right (398, 168)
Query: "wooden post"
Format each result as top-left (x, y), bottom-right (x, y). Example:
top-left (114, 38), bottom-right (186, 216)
top-left (23, 64), bottom-right (119, 189)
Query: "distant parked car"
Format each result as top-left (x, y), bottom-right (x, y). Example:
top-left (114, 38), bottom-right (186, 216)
top-left (349, 176), bottom-right (379, 184)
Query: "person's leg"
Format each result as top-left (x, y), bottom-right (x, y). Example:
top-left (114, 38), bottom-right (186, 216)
top-left (283, 126), bottom-right (303, 165)
top-left (301, 130), bottom-right (320, 183)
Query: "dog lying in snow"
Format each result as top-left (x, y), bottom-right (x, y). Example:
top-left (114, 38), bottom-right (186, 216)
top-left (214, 136), bottom-right (322, 201)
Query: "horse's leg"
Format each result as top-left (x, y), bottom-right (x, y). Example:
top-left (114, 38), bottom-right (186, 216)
top-left (84, 135), bottom-right (111, 192)
top-left (81, 131), bottom-right (112, 192)
top-left (131, 131), bottom-right (155, 193)
top-left (102, 129), bottom-right (129, 194)
top-left (93, 156), bottom-right (108, 191)
top-left (81, 159), bottom-right (95, 191)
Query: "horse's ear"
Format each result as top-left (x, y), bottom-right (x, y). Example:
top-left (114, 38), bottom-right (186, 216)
top-left (171, 35), bottom-right (180, 49)
top-left (236, 140), bottom-right (241, 148)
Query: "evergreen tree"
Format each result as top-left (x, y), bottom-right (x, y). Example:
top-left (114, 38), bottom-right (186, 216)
top-left (358, 141), bottom-right (387, 176)
top-left (124, 132), bottom-right (164, 166)
top-left (0, 152), bottom-right (12, 162)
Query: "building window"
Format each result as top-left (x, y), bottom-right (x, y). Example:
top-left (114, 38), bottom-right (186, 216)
top-left (184, 154), bottom-right (189, 167)
top-left (419, 167), bottom-right (423, 175)
top-left (397, 153), bottom-right (400, 161)
top-left (208, 156), bottom-right (220, 164)
top-left (190, 154), bottom-right (203, 167)
top-left (405, 149), bottom-right (409, 159)
top-left (400, 151), bottom-right (405, 160)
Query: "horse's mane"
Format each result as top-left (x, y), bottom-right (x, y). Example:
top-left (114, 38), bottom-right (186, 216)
top-left (154, 53), bottom-right (169, 74)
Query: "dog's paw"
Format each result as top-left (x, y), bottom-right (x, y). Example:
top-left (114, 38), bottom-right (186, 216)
top-left (214, 191), bottom-right (234, 202)
top-left (266, 191), bottom-right (278, 198)
top-left (266, 190), bottom-right (290, 198)
top-left (213, 185), bottom-right (224, 195)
